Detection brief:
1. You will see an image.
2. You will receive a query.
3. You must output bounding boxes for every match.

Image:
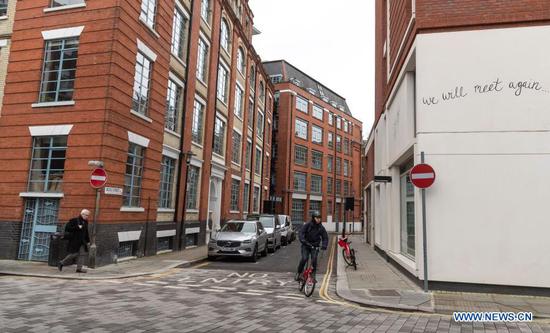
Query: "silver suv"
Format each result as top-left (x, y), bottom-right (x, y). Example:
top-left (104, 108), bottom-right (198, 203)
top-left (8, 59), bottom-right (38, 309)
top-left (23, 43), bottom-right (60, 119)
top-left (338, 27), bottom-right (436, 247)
top-left (208, 220), bottom-right (268, 262)
top-left (278, 215), bottom-right (295, 245)
top-left (258, 215), bottom-right (282, 252)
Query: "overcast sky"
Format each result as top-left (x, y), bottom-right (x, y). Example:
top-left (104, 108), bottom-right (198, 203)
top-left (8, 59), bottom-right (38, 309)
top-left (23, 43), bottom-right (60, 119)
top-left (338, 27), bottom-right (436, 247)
top-left (249, 0), bottom-right (375, 138)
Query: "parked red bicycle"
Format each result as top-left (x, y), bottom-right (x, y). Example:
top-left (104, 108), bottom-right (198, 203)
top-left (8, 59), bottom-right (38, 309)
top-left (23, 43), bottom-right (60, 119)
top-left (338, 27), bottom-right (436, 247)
top-left (298, 246), bottom-right (320, 297)
top-left (338, 236), bottom-right (357, 270)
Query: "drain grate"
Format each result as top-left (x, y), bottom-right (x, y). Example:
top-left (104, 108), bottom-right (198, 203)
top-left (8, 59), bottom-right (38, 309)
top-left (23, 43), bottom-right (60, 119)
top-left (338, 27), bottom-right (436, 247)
top-left (369, 289), bottom-right (400, 297)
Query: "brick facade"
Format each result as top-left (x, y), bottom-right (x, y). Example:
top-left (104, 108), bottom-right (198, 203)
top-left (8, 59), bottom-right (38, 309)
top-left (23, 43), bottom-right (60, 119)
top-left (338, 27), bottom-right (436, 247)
top-left (264, 60), bottom-right (362, 226)
top-left (0, 0), bottom-right (272, 265)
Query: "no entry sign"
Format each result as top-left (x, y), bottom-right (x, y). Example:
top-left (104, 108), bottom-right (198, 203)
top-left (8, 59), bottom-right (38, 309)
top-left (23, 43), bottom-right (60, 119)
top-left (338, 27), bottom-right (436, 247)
top-left (410, 163), bottom-right (436, 189)
top-left (90, 168), bottom-right (108, 189)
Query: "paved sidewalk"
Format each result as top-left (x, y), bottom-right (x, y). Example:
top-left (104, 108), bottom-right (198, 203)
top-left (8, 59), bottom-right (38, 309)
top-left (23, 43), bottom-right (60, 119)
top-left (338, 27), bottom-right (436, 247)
top-left (335, 235), bottom-right (434, 312)
top-left (0, 246), bottom-right (207, 280)
top-left (336, 235), bottom-right (550, 319)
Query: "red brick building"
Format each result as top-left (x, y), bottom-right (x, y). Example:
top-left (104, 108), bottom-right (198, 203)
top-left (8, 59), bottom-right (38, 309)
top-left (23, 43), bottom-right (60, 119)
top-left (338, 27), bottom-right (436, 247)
top-left (0, 0), bottom-right (272, 266)
top-left (264, 60), bottom-right (362, 231)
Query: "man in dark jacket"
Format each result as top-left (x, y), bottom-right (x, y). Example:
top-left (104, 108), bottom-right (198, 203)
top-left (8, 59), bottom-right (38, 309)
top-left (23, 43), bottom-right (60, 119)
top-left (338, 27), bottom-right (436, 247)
top-left (296, 211), bottom-right (328, 282)
top-left (58, 209), bottom-right (91, 273)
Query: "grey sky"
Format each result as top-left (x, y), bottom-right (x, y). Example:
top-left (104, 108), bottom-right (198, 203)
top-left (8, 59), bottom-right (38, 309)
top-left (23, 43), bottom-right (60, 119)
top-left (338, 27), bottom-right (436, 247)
top-left (249, 0), bottom-right (375, 138)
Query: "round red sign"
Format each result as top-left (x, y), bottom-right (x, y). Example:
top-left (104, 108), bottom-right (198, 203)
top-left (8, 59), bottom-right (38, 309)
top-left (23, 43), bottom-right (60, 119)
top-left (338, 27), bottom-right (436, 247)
top-left (409, 164), bottom-right (436, 189)
top-left (90, 168), bottom-right (108, 189)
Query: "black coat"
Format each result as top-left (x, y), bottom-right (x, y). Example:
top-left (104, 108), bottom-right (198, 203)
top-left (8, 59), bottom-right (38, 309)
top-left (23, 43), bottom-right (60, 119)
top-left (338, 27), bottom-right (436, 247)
top-left (299, 221), bottom-right (329, 249)
top-left (64, 216), bottom-right (90, 253)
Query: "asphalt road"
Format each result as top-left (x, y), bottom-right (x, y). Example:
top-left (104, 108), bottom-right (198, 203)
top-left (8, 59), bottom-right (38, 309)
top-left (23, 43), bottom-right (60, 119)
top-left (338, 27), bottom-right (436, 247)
top-left (203, 233), bottom-right (333, 274)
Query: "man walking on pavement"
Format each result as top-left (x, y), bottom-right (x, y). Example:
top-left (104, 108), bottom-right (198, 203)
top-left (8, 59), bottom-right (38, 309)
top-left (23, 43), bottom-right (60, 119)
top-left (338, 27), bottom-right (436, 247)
top-left (295, 211), bottom-right (328, 283)
top-left (58, 209), bottom-right (91, 273)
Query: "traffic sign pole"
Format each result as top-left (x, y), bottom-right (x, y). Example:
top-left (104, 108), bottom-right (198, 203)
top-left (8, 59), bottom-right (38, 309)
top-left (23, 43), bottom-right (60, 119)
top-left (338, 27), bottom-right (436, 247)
top-left (421, 151), bottom-right (428, 292)
top-left (89, 167), bottom-right (107, 269)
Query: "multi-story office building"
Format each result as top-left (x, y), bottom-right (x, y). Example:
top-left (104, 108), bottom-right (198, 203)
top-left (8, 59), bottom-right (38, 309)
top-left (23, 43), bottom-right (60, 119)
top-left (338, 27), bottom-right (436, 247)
top-left (367, 0), bottom-right (550, 289)
top-left (0, 0), bottom-right (272, 266)
top-left (264, 60), bottom-right (362, 231)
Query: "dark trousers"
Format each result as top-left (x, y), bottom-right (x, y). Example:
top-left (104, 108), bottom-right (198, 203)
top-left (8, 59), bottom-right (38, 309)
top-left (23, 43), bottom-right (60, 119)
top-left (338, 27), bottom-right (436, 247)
top-left (297, 244), bottom-right (319, 279)
top-left (60, 245), bottom-right (86, 270)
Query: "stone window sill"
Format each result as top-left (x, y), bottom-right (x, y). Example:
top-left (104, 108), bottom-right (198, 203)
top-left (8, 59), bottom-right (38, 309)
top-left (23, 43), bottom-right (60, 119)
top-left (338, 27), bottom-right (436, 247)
top-left (44, 3), bottom-right (86, 13)
top-left (32, 101), bottom-right (75, 108)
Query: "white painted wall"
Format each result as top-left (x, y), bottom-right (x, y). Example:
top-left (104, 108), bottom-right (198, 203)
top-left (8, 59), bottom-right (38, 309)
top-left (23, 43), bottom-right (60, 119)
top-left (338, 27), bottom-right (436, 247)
top-left (373, 71), bottom-right (417, 272)
top-left (414, 26), bottom-right (550, 288)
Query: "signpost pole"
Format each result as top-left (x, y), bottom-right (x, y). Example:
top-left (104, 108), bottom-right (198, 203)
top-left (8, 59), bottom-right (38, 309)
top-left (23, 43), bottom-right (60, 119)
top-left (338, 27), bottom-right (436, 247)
top-left (89, 188), bottom-right (100, 268)
top-left (420, 151), bottom-right (429, 292)
top-left (88, 165), bottom-right (106, 269)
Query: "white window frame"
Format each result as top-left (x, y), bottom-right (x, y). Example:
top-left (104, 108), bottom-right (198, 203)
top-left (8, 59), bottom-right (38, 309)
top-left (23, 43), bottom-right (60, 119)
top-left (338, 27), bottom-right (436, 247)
top-left (196, 33), bottom-right (210, 84)
top-left (312, 125), bottom-right (323, 144)
top-left (295, 118), bottom-right (308, 140)
top-left (217, 60), bottom-right (230, 104)
top-left (313, 105), bottom-right (323, 120)
top-left (296, 96), bottom-right (308, 113)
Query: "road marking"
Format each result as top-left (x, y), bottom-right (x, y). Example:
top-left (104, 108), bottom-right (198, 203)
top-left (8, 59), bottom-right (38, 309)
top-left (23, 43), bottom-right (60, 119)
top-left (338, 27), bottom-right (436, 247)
top-left (276, 295), bottom-right (303, 300)
top-left (164, 286), bottom-right (188, 290)
top-left (134, 283), bottom-right (154, 287)
top-left (103, 280), bottom-right (124, 284)
top-left (246, 289), bottom-right (272, 293)
top-left (178, 284), bottom-right (202, 288)
top-left (200, 288), bottom-right (226, 293)
top-left (282, 293), bottom-right (303, 297)
top-left (237, 292), bottom-right (264, 296)
top-left (146, 281), bottom-right (169, 285)
top-left (192, 262), bottom-right (210, 269)
top-left (211, 286), bottom-right (237, 290)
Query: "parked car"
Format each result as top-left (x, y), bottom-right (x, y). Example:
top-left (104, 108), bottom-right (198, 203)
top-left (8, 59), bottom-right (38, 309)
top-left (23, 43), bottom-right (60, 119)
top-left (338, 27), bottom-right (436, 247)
top-left (277, 215), bottom-right (295, 245)
top-left (208, 220), bottom-right (268, 262)
top-left (248, 214), bottom-right (282, 252)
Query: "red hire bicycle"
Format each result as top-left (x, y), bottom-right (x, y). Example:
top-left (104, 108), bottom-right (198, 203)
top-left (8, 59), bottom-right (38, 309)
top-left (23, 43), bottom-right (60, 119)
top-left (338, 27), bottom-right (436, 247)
top-left (298, 246), bottom-right (320, 297)
top-left (338, 236), bottom-right (357, 270)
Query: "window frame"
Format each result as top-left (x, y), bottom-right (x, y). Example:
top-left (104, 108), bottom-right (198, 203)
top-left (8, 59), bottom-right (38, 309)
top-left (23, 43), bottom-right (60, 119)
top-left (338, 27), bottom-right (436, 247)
top-left (192, 97), bottom-right (205, 145)
top-left (27, 136), bottom-right (68, 193)
top-left (39, 37), bottom-right (80, 104)
top-left (212, 114), bottom-right (227, 157)
top-left (295, 118), bottom-right (308, 140)
top-left (158, 155), bottom-right (176, 209)
top-left (123, 143), bottom-right (146, 208)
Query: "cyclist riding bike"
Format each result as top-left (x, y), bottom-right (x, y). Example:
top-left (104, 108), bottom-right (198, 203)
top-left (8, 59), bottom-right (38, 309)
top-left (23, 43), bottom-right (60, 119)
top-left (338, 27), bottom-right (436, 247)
top-left (295, 211), bottom-right (328, 283)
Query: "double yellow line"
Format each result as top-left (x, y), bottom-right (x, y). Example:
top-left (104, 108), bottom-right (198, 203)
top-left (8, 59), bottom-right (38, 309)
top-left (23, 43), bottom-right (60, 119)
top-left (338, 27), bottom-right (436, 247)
top-left (318, 236), bottom-right (363, 308)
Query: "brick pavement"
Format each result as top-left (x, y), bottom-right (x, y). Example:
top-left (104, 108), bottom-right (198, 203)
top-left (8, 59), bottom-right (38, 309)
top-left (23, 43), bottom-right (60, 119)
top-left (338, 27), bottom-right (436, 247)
top-left (0, 246), bottom-right (207, 280)
top-left (336, 235), bottom-right (550, 318)
top-left (1, 267), bottom-right (549, 332)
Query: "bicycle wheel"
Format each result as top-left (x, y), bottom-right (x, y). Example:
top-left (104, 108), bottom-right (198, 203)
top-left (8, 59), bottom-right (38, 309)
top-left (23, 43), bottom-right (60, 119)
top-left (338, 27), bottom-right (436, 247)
top-left (299, 277), bottom-right (306, 292)
top-left (342, 249), bottom-right (354, 266)
top-left (350, 249), bottom-right (357, 270)
top-left (303, 277), bottom-right (316, 297)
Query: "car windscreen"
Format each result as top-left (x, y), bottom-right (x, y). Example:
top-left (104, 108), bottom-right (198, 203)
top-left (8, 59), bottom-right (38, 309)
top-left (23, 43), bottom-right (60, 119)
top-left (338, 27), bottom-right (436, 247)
top-left (259, 216), bottom-right (275, 228)
top-left (221, 222), bottom-right (256, 233)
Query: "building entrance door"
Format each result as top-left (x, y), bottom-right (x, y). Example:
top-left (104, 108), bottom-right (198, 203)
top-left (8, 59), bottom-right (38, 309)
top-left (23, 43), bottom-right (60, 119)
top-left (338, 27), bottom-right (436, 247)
top-left (208, 178), bottom-right (222, 233)
top-left (18, 198), bottom-right (60, 261)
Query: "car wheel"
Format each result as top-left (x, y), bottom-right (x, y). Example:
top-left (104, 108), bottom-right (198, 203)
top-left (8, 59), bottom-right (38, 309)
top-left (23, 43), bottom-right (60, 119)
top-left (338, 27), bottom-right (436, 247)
top-left (268, 243), bottom-right (274, 253)
top-left (282, 237), bottom-right (288, 246)
top-left (261, 243), bottom-right (268, 257)
top-left (250, 246), bottom-right (258, 262)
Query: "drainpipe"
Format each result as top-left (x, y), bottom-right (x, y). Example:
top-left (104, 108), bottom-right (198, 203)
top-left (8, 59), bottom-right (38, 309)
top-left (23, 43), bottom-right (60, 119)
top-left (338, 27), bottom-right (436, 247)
top-left (174, 0), bottom-right (195, 250)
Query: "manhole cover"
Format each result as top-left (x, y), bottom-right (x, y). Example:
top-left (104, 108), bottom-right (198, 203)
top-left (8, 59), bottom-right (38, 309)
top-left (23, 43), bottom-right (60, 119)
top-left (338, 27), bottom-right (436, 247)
top-left (369, 289), bottom-right (400, 297)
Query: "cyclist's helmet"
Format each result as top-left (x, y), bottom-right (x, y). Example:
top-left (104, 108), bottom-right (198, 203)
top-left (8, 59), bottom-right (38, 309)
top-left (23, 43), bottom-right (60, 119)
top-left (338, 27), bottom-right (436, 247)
top-left (311, 211), bottom-right (321, 219)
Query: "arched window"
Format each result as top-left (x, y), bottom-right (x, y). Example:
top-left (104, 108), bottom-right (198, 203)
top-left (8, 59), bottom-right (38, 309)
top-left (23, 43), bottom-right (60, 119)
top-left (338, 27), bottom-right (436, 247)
top-left (249, 66), bottom-right (256, 90)
top-left (237, 47), bottom-right (245, 74)
top-left (220, 19), bottom-right (230, 52)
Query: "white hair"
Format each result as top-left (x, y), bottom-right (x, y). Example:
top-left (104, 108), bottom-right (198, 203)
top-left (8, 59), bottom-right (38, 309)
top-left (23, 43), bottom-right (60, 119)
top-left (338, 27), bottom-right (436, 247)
top-left (81, 209), bottom-right (90, 215)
